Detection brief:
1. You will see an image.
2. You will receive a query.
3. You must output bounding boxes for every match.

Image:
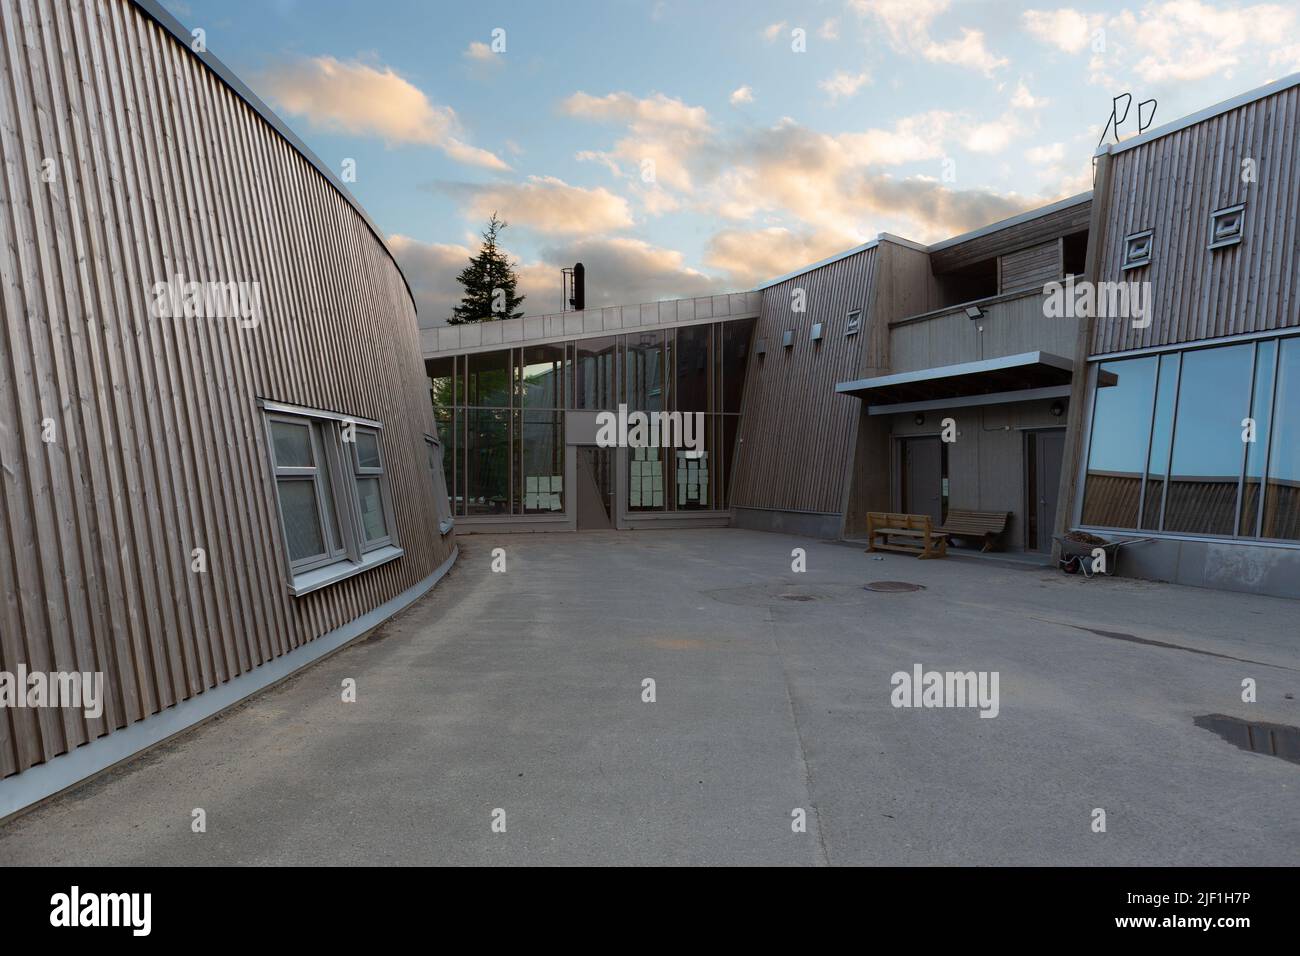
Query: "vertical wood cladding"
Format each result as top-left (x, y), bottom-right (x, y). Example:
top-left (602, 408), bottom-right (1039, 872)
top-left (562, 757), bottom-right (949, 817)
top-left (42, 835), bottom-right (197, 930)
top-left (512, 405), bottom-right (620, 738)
top-left (0, 0), bottom-right (452, 778)
top-left (1091, 83), bottom-right (1300, 354)
top-left (730, 248), bottom-right (876, 514)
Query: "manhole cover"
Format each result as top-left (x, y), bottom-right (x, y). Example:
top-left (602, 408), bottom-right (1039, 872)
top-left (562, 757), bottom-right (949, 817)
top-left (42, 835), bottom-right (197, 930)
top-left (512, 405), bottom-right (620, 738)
top-left (1194, 714), bottom-right (1300, 764)
top-left (864, 581), bottom-right (926, 593)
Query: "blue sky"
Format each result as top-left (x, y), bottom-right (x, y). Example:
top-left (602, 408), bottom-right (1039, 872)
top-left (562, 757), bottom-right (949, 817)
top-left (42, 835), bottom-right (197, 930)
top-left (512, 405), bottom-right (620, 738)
top-left (163, 0), bottom-right (1300, 325)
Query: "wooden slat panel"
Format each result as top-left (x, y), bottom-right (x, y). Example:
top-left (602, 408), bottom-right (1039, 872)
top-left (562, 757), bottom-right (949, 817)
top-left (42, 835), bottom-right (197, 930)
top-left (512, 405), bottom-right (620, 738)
top-left (0, 0), bottom-right (452, 780)
top-left (998, 241), bottom-right (1060, 293)
top-left (1091, 85), bottom-right (1300, 353)
top-left (730, 247), bottom-right (876, 514)
top-left (931, 201), bottom-right (1091, 274)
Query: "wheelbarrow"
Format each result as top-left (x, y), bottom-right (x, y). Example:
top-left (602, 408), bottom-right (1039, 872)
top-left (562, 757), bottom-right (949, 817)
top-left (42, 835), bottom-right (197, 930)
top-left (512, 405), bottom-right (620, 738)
top-left (1053, 534), bottom-right (1153, 578)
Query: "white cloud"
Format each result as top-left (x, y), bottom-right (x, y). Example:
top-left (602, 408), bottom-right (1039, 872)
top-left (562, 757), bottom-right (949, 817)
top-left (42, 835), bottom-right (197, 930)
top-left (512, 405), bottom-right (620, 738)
top-left (852, 0), bottom-right (1008, 75)
top-left (730, 85), bottom-right (755, 105)
top-left (456, 175), bottom-right (634, 236)
top-left (1010, 80), bottom-right (1048, 110)
top-left (762, 21), bottom-right (788, 42)
top-left (818, 18), bottom-right (840, 41)
top-left (1021, 8), bottom-right (1105, 54)
top-left (464, 41), bottom-right (495, 62)
top-left (819, 70), bottom-right (871, 101)
top-left (565, 91), bottom-right (713, 192)
top-left (258, 56), bottom-right (509, 170)
top-left (1116, 1), bottom-right (1297, 83)
top-left (562, 91), bottom-right (710, 131)
top-left (1026, 142), bottom-right (1066, 164)
top-left (705, 227), bottom-right (855, 287)
top-left (388, 235), bottom-right (477, 327)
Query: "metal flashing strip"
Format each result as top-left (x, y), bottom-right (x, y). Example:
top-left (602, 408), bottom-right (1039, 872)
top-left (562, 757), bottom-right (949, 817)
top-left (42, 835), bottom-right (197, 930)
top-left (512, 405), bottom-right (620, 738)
top-left (1096, 71), bottom-right (1300, 157)
top-left (130, 0), bottom-right (417, 312)
top-left (0, 547), bottom-right (458, 821)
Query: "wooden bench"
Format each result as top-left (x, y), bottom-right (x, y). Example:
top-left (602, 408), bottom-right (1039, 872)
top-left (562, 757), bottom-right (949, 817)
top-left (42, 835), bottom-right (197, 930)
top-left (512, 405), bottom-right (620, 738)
top-left (935, 509), bottom-right (1011, 552)
top-left (865, 512), bottom-right (948, 559)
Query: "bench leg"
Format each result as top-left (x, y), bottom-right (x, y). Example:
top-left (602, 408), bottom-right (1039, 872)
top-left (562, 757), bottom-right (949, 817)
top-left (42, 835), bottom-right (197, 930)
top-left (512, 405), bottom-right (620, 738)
top-left (980, 534), bottom-right (993, 553)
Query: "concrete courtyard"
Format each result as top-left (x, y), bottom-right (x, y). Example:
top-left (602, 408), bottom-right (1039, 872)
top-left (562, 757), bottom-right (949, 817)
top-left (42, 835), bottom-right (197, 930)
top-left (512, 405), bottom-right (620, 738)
top-left (1, 528), bottom-right (1296, 866)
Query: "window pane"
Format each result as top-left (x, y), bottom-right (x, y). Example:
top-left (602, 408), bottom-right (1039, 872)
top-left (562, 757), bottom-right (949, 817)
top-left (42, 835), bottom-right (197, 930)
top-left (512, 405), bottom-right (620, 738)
top-left (1163, 344), bottom-right (1253, 535)
top-left (467, 349), bottom-right (511, 407)
top-left (436, 411), bottom-right (454, 505)
top-left (1261, 338), bottom-right (1300, 540)
top-left (355, 430), bottom-right (381, 469)
top-left (575, 336), bottom-right (617, 409)
top-left (625, 331), bottom-right (665, 411)
top-left (271, 420), bottom-right (313, 468)
top-left (355, 476), bottom-right (388, 542)
top-left (277, 478), bottom-right (325, 561)
top-left (675, 323), bottom-right (711, 412)
top-left (720, 414), bottom-right (740, 509)
top-left (1140, 353), bottom-right (1179, 529)
top-left (628, 445), bottom-right (665, 511)
top-left (674, 417), bottom-right (712, 510)
top-left (1240, 341), bottom-right (1277, 537)
top-left (722, 318), bottom-right (755, 412)
top-left (1081, 357), bottom-right (1157, 528)
top-left (315, 434), bottom-right (342, 553)
top-left (518, 412), bottom-right (564, 514)
top-left (519, 345), bottom-right (567, 408)
top-left (467, 409), bottom-right (510, 515)
top-left (426, 357), bottom-right (455, 410)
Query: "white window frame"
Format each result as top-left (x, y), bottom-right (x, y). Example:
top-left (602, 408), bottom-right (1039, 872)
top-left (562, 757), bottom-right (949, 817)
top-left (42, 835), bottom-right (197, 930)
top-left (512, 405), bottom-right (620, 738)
top-left (261, 402), bottom-right (403, 596)
top-left (1122, 229), bottom-right (1153, 270)
top-left (349, 425), bottom-right (396, 551)
top-left (1208, 203), bottom-right (1245, 250)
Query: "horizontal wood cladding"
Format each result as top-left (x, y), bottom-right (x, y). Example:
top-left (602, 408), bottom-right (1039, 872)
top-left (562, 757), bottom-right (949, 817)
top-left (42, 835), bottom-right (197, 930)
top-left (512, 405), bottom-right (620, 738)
top-left (930, 200), bottom-right (1091, 275)
top-left (1091, 84), bottom-right (1300, 354)
top-left (889, 292), bottom-right (1080, 373)
top-left (0, 0), bottom-right (451, 778)
top-left (730, 247), bottom-right (876, 514)
top-left (999, 241), bottom-right (1061, 293)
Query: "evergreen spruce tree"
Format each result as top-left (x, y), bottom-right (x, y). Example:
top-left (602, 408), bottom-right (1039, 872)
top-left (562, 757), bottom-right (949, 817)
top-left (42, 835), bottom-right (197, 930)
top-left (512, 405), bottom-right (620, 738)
top-left (448, 213), bottom-right (526, 324)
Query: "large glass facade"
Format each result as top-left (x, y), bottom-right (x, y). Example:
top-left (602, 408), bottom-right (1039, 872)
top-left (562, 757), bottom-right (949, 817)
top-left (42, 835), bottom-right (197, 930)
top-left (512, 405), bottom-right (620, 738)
top-left (1080, 334), bottom-right (1300, 542)
top-left (431, 317), bottom-right (755, 517)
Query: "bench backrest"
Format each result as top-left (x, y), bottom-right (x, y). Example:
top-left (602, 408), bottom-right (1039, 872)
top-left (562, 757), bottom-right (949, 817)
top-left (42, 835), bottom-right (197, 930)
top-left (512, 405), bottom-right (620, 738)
top-left (941, 509), bottom-right (1010, 532)
top-left (868, 511), bottom-right (933, 532)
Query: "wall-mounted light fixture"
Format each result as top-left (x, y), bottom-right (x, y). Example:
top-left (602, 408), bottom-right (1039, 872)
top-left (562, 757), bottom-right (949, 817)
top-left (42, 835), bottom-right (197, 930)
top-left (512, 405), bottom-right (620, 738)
top-left (964, 305), bottom-right (985, 320)
top-left (914, 413), bottom-right (926, 426)
top-left (1049, 401), bottom-right (1065, 417)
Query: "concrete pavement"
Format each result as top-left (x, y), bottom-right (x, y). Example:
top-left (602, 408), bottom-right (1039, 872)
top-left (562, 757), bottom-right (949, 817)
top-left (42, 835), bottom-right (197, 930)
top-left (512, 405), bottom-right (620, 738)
top-left (1, 528), bottom-right (1296, 865)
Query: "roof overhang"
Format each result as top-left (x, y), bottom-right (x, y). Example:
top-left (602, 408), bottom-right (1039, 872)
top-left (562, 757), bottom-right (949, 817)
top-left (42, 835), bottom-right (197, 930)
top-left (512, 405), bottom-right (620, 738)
top-left (836, 351), bottom-right (1082, 415)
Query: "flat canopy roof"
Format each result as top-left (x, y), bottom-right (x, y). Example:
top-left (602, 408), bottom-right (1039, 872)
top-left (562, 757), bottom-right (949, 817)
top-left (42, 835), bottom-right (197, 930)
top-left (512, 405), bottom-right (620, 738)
top-left (835, 351), bottom-right (1076, 406)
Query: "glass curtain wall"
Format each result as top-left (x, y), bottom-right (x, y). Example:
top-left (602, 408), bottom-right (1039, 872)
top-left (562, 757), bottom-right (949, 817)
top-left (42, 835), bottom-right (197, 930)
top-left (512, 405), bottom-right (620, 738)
top-left (1080, 334), bottom-right (1299, 541)
top-left (431, 316), bottom-right (755, 518)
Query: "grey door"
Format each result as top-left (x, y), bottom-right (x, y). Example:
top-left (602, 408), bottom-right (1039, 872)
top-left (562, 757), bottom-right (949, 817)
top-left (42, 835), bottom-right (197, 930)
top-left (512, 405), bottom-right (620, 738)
top-left (902, 437), bottom-right (943, 525)
top-left (576, 447), bottom-right (613, 530)
top-left (1030, 430), bottom-right (1066, 551)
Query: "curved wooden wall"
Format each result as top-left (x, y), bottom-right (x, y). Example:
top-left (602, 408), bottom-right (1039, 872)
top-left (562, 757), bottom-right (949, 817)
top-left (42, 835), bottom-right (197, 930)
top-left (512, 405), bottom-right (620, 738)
top-left (0, 0), bottom-right (453, 780)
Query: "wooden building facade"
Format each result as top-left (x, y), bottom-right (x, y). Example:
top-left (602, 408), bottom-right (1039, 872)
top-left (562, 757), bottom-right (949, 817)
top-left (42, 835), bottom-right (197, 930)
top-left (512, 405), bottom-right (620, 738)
top-left (0, 0), bottom-right (455, 815)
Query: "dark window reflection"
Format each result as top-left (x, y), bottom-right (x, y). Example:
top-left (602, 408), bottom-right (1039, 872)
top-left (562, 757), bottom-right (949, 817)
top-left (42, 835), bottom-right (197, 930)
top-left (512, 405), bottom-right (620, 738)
top-left (575, 336), bottom-right (617, 409)
top-left (425, 356), bottom-right (455, 410)
top-left (1240, 340), bottom-right (1276, 536)
top-left (625, 331), bottom-right (665, 411)
top-left (722, 318), bottom-right (755, 413)
top-left (1140, 353), bottom-right (1179, 529)
top-left (1262, 338), bottom-right (1300, 540)
top-left (676, 323), bottom-right (711, 411)
top-left (1163, 344), bottom-right (1252, 535)
top-left (466, 350), bottom-right (511, 407)
top-left (466, 409), bottom-right (509, 515)
top-left (517, 411), bottom-right (563, 514)
top-left (519, 345), bottom-right (566, 409)
top-left (1081, 356), bottom-right (1156, 528)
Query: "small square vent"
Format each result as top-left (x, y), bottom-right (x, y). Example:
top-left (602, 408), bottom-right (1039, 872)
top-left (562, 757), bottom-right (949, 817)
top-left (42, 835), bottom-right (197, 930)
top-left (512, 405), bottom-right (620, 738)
top-left (845, 310), bottom-right (861, 336)
top-left (810, 322), bottom-right (824, 342)
top-left (1209, 203), bottom-right (1245, 250)
top-left (782, 330), bottom-right (794, 348)
top-left (755, 337), bottom-right (767, 356)
top-left (1122, 230), bottom-right (1153, 270)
